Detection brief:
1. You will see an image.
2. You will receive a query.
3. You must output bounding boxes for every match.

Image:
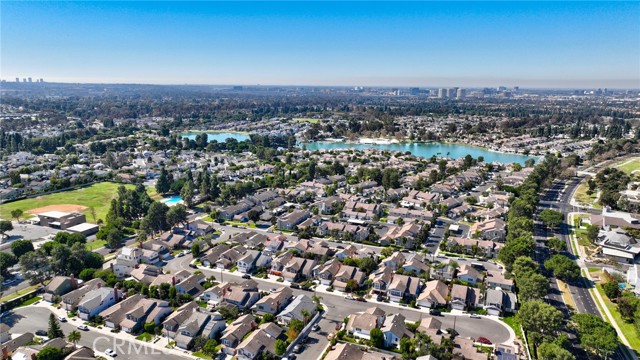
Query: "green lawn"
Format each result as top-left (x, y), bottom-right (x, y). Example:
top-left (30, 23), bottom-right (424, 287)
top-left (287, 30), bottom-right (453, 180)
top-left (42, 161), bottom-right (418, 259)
top-left (501, 314), bottom-right (523, 340)
top-left (86, 239), bottom-right (107, 250)
top-left (574, 181), bottom-right (600, 208)
top-left (15, 296), bottom-right (42, 308)
top-left (136, 332), bottom-right (154, 342)
top-left (192, 351), bottom-right (212, 360)
top-left (595, 284), bottom-right (640, 351)
top-left (0, 284), bottom-right (42, 302)
top-left (616, 157), bottom-right (640, 175)
top-left (292, 118), bottom-right (320, 124)
top-left (0, 182), bottom-right (139, 223)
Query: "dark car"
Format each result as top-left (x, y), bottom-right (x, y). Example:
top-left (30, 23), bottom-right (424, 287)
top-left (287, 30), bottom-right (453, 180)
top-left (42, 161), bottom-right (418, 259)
top-left (35, 330), bottom-right (47, 336)
top-left (188, 263), bottom-right (198, 269)
top-left (355, 297), bottom-right (366, 302)
top-left (430, 310), bottom-right (442, 316)
top-left (241, 274), bottom-right (251, 279)
top-left (289, 283), bottom-right (300, 289)
top-left (301, 285), bottom-right (313, 291)
top-left (476, 337), bottom-right (492, 345)
top-left (445, 328), bottom-right (459, 337)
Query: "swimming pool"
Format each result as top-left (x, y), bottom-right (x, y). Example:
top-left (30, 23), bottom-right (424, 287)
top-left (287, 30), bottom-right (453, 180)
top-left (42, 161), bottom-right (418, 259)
top-left (162, 195), bottom-right (183, 206)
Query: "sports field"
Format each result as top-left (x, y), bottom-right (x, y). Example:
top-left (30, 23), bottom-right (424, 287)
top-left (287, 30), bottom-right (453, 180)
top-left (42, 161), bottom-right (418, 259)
top-left (0, 182), bottom-right (135, 223)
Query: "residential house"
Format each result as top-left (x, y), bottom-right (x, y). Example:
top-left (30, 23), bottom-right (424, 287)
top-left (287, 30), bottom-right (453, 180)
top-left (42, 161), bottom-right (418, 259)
top-left (485, 270), bottom-right (514, 292)
top-left (387, 275), bottom-right (423, 303)
top-left (281, 257), bottom-right (317, 283)
top-left (186, 220), bottom-right (213, 236)
top-left (402, 254), bottom-right (430, 275)
top-left (323, 343), bottom-right (392, 360)
top-left (276, 294), bottom-right (317, 325)
top-left (371, 266), bottom-right (395, 295)
top-left (175, 273), bottom-right (205, 296)
top-left (346, 307), bottom-right (386, 341)
top-left (381, 314), bottom-right (413, 349)
top-left (316, 259), bottom-right (342, 286)
top-left (237, 250), bottom-right (271, 274)
top-left (382, 252), bottom-right (405, 270)
top-left (252, 287), bottom-right (293, 315)
top-left (430, 263), bottom-right (456, 282)
top-left (453, 337), bottom-right (488, 360)
top-left (43, 276), bottom-right (76, 302)
top-left (457, 265), bottom-right (483, 286)
top-left (129, 264), bottom-right (162, 284)
top-left (202, 244), bottom-right (231, 267)
top-left (277, 210), bottom-right (310, 230)
top-left (469, 218), bottom-right (507, 241)
top-left (61, 279), bottom-right (106, 311)
top-left (220, 314), bottom-right (257, 355)
top-left (484, 289), bottom-right (517, 316)
top-left (380, 223), bottom-right (422, 249)
top-left (450, 284), bottom-right (481, 311)
top-left (78, 287), bottom-right (121, 320)
top-left (235, 322), bottom-right (284, 360)
top-left (216, 247), bottom-right (247, 269)
top-left (332, 265), bottom-right (365, 292)
top-left (417, 280), bottom-right (449, 308)
top-left (201, 281), bottom-right (260, 310)
top-left (100, 294), bottom-right (172, 333)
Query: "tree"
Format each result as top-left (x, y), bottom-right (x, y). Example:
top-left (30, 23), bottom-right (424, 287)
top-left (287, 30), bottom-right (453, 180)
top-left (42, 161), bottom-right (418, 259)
top-left (143, 201), bottom-right (170, 235)
top-left (358, 257), bottom-right (378, 274)
top-left (518, 301), bottom-right (563, 346)
top-left (191, 243), bottom-right (201, 257)
top-left (586, 224), bottom-right (599, 243)
top-left (345, 279), bottom-right (359, 293)
top-left (156, 167), bottom-right (171, 194)
top-left (36, 347), bottom-right (64, 360)
top-left (540, 210), bottom-right (564, 229)
top-left (181, 181), bottom-right (195, 207)
top-left (11, 239), bottom-right (34, 259)
top-left (369, 328), bottom-right (384, 349)
top-left (48, 313), bottom-right (65, 339)
top-left (571, 313), bottom-right (619, 359)
top-left (517, 272), bottom-right (549, 301)
top-left (0, 252), bottom-right (18, 276)
top-left (602, 281), bottom-right (621, 300)
top-left (203, 339), bottom-right (218, 356)
top-left (0, 220), bottom-right (13, 238)
top-left (20, 250), bottom-right (51, 284)
top-left (106, 227), bottom-right (123, 250)
top-left (545, 255), bottom-right (580, 282)
top-left (166, 204), bottom-right (188, 227)
top-left (546, 238), bottom-right (567, 253)
top-left (512, 256), bottom-right (539, 278)
top-left (538, 342), bottom-right (575, 360)
top-left (67, 330), bottom-right (81, 348)
top-left (10, 209), bottom-right (24, 223)
top-left (274, 339), bottom-right (287, 356)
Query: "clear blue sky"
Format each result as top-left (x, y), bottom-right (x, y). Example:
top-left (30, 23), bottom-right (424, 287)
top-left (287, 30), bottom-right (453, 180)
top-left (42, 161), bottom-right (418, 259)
top-left (2, 1), bottom-right (639, 88)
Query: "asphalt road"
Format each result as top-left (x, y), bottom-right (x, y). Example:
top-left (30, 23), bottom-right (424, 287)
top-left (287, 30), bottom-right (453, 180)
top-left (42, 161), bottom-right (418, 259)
top-left (4, 307), bottom-right (188, 360)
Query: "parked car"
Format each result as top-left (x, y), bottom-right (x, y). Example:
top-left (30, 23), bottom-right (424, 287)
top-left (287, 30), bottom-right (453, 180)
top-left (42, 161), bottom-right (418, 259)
top-left (176, 252), bottom-right (185, 258)
top-left (105, 349), bottom-right (117, 357)
top-left (430, 310), bottom-right (442, 316)
top-left (289, 283), bottom-right (300, 289)
top-left (241, 274), bottom-right (251, 279)
top-left (35, 330), bottom-right (47, 336)
top-left (312, 324), bottom-right (320, 331)
top-left (301, 284), bottom-right (313, 291)
top-left (344, 295), bottom-right (355, 300)
top-left (469, 314), bottom-right (481, 319)
top-left (57, 316), bottom-right (67, 322)
top-left (77, 325), bottom-right (89, 331)
top-left (188, 263), bottom-right (197, 268)
top-left (444, 328), bottom-right (459, 337)
top-left (269, 288), bottom-right (277, 293)
top-left (294, 344), bottom-right (303, 353)
top-left (355, 297), bottom-right (366, 302)
top-left (476, 337), bottom-right (492, 345)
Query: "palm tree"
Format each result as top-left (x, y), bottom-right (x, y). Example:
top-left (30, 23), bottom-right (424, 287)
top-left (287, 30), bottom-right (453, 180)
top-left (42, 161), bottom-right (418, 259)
top-left (67, 330), bottom-right (81, 348)
top-left (301, 309), bottom-right (310, 326)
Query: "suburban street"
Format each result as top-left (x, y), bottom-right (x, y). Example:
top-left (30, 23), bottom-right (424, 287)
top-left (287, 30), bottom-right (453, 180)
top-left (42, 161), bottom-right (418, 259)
top-left (3, 306), bottom-right (189, 360)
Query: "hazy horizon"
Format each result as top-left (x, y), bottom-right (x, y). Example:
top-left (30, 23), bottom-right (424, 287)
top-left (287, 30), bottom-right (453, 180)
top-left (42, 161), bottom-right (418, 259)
top-left (2, 2), bottom-right (639, 88)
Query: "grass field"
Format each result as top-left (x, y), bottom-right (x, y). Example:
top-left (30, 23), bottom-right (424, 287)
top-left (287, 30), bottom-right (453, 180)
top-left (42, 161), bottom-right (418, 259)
top-left (0, 182), bottom-right (147, 223)
top-left (574, 181), bottom-right (600, 208)
top-left (86, 239), bottom-right (107, 250)
top-left (0, 284), bottom-right (42, 302)
top-left (15, 296), bottom-right (42, 308)
top-left (615, 157), bottom-right (640, 175)
top-left (595, 283), bottom-right (640, 351)
top-left (292, 118), bottom-right (320, 124)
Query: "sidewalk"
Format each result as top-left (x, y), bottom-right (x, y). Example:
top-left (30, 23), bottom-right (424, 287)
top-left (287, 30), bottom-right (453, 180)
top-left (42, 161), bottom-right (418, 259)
top-left (32, 302), bottom-right (198, 360)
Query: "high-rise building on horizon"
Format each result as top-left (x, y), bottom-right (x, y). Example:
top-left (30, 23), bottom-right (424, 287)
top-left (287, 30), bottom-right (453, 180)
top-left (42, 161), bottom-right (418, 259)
top-left (456, 88), bottom-right (466, 99)
top-left (28, 77), bottom-right (32, 83)
top-left (15, 77), bottom-right (19, 83)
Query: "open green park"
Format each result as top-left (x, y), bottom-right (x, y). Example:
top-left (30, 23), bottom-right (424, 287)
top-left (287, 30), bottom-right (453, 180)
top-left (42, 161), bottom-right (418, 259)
top-left (615, 157), bottom-right (640, 175)
top-left (0, 182), bottom-right (160, 223)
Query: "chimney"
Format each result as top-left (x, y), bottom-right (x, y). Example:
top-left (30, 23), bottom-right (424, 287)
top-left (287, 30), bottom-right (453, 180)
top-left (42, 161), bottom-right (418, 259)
top-left (172, 276), bottom-right (176, 286)
top-left (2, 346), bottom-right (8, 360)
top-left (114, 287), bottom-right (120, 302)
top-left (30, 354), bottom-right (36, 360)
top-left (110, 263), bottom-right (114, 271)
top-left (97, 282), bottom-right (102, 288)
top-left (70, 274), bottom-right (77, 289)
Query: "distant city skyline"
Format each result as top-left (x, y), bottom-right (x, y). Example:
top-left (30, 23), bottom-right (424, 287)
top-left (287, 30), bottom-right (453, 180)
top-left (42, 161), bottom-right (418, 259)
top-left (2, 2), bottom-right (639, 88)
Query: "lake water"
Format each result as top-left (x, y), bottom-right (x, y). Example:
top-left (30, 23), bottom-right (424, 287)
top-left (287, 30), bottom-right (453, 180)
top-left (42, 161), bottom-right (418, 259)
top-left (303, 141), bottom-right (533, 165)
top-left (181, 131), bottom-right (250, 143)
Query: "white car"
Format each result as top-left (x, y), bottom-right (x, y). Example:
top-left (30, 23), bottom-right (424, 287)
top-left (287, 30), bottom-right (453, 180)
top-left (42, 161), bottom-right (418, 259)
top-left (344, 295), bottom-right (355, 301)
top-left (176, 252), bottom-right (185, 258)
top-left (469, 314), bottom-right (481, 319)
top-left (312, 324), bottom-right (320, 331)
top-left (105, 349), bottom-right (117, 357)
top-left (77, 325), bottom-right (89, 331)
top-left (57, 316), bottom-right (67, 322)
top-left (269, 288), bottom-right (277, 293)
